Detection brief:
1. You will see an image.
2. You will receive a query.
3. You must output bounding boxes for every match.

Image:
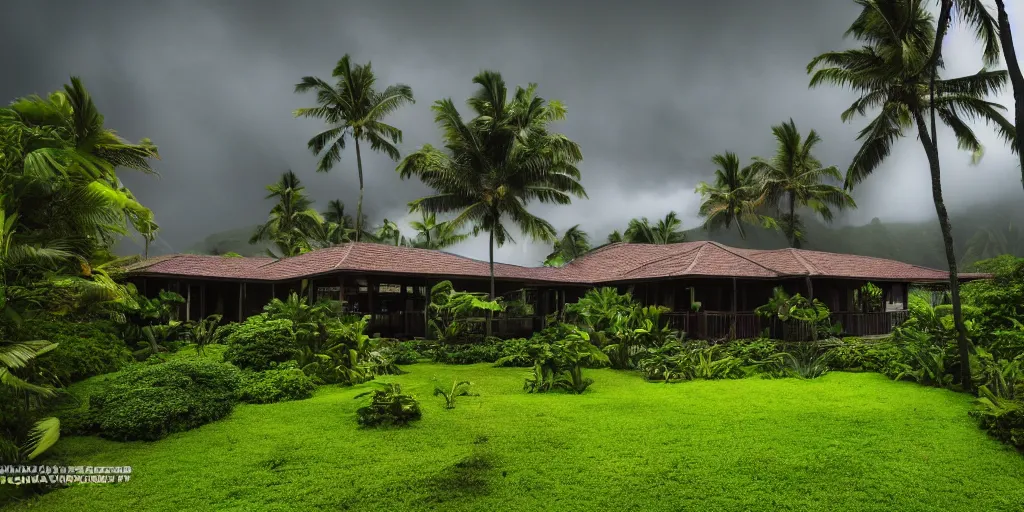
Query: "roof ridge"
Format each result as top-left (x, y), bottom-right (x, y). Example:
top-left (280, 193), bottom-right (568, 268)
top-left (787, 248), bottom-right (818, 275)
top-left (707, 241), bottom-right (784, 276)
top-left (682, 242), bottom-right (709, 274)
top-left (616, 244), bottom-right (704, 277)
top-left (331, 243), bottom-right (357, 270)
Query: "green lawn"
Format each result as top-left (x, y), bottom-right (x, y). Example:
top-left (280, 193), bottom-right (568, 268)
top-left (8, 364), bottom-right (1024, 511)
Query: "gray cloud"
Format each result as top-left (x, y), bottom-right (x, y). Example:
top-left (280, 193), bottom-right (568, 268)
top-left (1, 0), bottom-right (1021, 265)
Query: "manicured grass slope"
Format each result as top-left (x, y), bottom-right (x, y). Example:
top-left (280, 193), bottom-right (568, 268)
top-left (12, 365), bottom-right (1024, 512)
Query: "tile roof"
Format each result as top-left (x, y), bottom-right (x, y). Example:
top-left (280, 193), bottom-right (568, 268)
top-left (126, 241), bottom-right (988, 284)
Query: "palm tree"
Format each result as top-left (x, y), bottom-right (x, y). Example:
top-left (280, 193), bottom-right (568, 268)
top-left (250, 171), bottom-right (326, 257)
top-left (544, 225), bottom-right (591, 266)
top-left (607, 231), bottom-right (623, 244)
top-left (696, 152), bottom-right (773, 238)
top-left (749, 119), bottom-right (855, 248)
top-left (374, 219), bottom-right (407, 247)
top-left (0, 77), bottom-right (160, 260)
top-left (321, 199), bottom-right (354, 245)
top-left (993, 0), bottom-right (1024, 186)
top-left (408, 210), bottom-right (469, 250)
top-left (808, 0), bottom-right (1016, 389)
top-left (397, 71), bottom-right (586, 334)
top-left (623, 212), bottom-right (687, 244)
top-left (294, 55), bottom-right (414, 242)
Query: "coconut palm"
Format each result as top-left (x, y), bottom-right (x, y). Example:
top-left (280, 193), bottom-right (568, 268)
top-left (623, 212), bottom-right (687, 244)
top-left (544, 225), bottom-right (591, 266)
top-left (397, 71), bottom-right (586, 334)
top-left (408, 210), bottom-right (469, 250)
top-left (294, 55), bottom-right (414, 242)
top-left (606, 231), bottom-right (623, 244)
top-left (993, 0), bottom-right (1023, 186)
top-left (748, 119), bottom-right (855, 248)
top-left (251, 171), bottom-right (326, 257)
top-left (808, 0), bottom-right (1016, 389)
top-left (696, 152), bottom-right (774, 239)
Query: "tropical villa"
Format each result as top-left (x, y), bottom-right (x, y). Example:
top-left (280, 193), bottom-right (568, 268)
top-left (125, 241), bottom-right (987, 340)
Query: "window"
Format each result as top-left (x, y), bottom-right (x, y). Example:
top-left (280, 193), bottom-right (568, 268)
top-left (357, 279), bottom-right (368, 293)
top-left (378, 283), bottom-right (401, 294)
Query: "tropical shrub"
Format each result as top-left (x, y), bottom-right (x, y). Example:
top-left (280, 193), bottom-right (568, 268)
top-left (494, 338), bottom-right (533, 367)
top-left (429, 339), bottom-right (504, 365)
top-left (379, 339), bottom-right (421, 365)
top-left (427, 281), bottom-right (504, 343)
top-left (237, 368), bottom-right (317, 404)
top-left (87, 360), bottom-right (242, 441)
top-left (755, 287), bottom-right (841, 340)
top-left (355, 383), bottom-right (422, 427)
top-left (780, 344), bottom-right (830, 379)
top-left (971, 387), bottom-right (1024, 451)
top-left (434, 380), bottom-right (476, 409)
top-left (518, 329), bottom-right (609, 394)
top-left (24, 319), bottom-right (131, 385)
top-left (823, 338), bottom-right (899, 371)
top-left (223, 316), bottom-right (297, 371)
top-left (637, 340), bottom-right (744, 382)
top-left (972, 348), bottom-right (1023, 400)
top-left (299, 315), bottom-right (375, 385)
top-left (724, 338), bottom-right (780, 366)
top-left (187, 314), bottom-right (226, 356)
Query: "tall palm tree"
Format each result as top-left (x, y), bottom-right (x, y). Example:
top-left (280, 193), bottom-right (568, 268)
top-left (623, 212), bottom-right (687, 244)
top-left (294, 55), bottom-right (414, 242)
top-left (696, 152), bottom-right (773, 238)
top-left (749, 119), bottom-right (855, 248)
top-left (251, 171), bottom-right (326, 257)
top-left (408, 210), bottom-right (469, 250)
top-left (993, 0), bottom-right (1024, 186)
top-left (544, 225), bottom-right (591, 266)
top-left (397, 71), bottom-right (586, 334)
top-left (809, 0), bottom-right (1016, 389)
top-left (321, 199), bottom-right (354, 245)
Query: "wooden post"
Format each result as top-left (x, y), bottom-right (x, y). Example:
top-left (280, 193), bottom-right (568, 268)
top-left (237, 283), bottom-right (244, 321)
top-left (805, 276), bottom-right (817, 341)
top-left (730, 277), bottom-right (738, 340)
top-left (199, 283), bottom-right (206, 320)
top-left (338, 276), bottom-right (346, 311)
top-left (186, 283), bottom-right (192, 322)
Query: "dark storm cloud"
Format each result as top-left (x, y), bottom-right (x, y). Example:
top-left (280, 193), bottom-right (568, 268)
top-left (1, 0), bottom-right (1019, 265)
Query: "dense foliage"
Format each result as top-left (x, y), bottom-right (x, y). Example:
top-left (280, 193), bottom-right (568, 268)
top-left (236, 368), bottom-right (317, 404)
top-left (223, 316), bottom-right (297, 371)
top-left (354, 383), bottom-right (422, 427)
top-left (86, 360), bottom-right (241, 441)
top-left (25, 319), bottom-right (131, 385)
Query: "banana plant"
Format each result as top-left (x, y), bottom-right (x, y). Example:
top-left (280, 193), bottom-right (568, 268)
top-left (433, 380), bottom-right (476, 409)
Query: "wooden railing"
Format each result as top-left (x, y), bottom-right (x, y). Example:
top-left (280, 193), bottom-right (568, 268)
top-left (367, 311), bottom-right (426, 338)
top-left (663, 310), bottom-right (910, 341)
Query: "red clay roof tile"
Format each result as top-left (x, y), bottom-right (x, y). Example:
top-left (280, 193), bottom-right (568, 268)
top-left (127, 241), bottom-right (988, 284)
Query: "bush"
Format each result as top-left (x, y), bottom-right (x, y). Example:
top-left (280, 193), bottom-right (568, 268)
top-left (495, 338), bottom-right (533, 367)
top-left (23, 319), bottom-right (131, 385)
top-left (355, 383), bottom-right (422, 427)
top-left (87, 360), bottom-right (242, 441)
top-left (223, 316), bottom-right (297, 371)
top-left (429, 338), bottom-right (504, 364)
top-left (971, 389), bottom-right (1024, 451)
top-left (379, 340), bottom-right (422, 365)
top-left (237, 368), bottom-right (317, 404)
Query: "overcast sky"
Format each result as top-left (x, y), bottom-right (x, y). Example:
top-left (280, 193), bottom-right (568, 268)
top-left (2, 0), bottom-right (1022, 265)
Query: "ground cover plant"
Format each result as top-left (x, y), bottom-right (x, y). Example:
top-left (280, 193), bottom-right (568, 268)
top-left (10, 362), bottom-right (1024, 511)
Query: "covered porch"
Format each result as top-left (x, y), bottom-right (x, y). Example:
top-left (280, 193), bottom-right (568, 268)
top-left (622, 277), bottom-right (912, 340)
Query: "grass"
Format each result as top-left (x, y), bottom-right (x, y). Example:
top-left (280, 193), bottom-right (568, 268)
top-left (7, 362), bottom-right (1024, 511)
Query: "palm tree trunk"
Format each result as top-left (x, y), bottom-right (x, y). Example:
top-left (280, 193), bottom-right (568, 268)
top-left (354, 138), bottom-right (365, 243)
top-left (913, 110), bottom-right (973, 391)
top-left (995, 0), bottom-right (1024, 188)
top-left (487, 228), bottom-right (495, 338)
